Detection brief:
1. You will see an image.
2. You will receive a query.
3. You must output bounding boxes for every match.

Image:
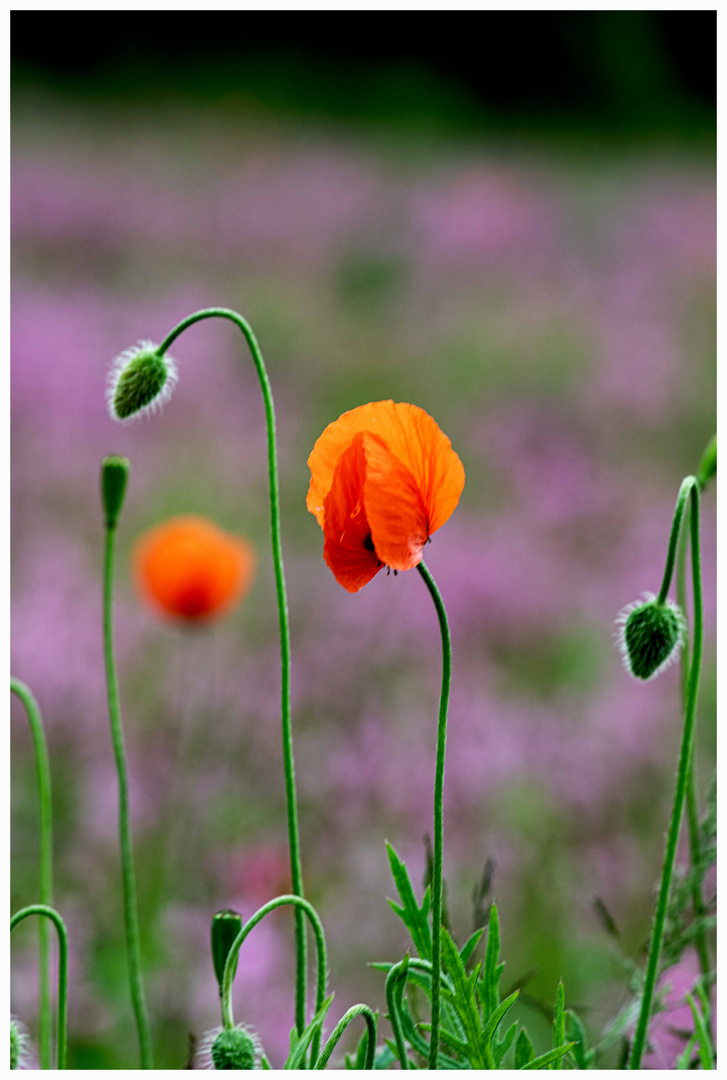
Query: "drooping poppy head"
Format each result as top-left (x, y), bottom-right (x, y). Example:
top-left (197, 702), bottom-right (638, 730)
top-left (133, 516), bottom-right (255, 622)
top-left (306, 401), bottom-right (465, 592)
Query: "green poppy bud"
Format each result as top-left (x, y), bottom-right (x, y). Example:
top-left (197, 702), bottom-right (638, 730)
top-left (107, 341), bottom-right (177, 422)
top-left (10, 1018), bottom-right (31, 1070)
top-left (101, 455), bottom-right (130, 529)
top-left (211, 1027), bottom-right (257, 1070)
top-left (615, 593), bottom-right (686, 681)
top-left (211, 908), bottom-right (243, 997)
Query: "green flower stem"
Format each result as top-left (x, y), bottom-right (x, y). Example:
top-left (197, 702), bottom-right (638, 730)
top-left (416, 561), bottom-right (452, 1071)
top-left (384, 957), bottom-right (459, 1069)
top-left (157, 308), bottom-right (306, 1034)
top-left (385, 961), bottom-right (410, 1070)
top-left (656, 476), bottom-right (696, 606)
top-left (629, 478), bottom-right (703, 1069)
top-left (10, 679), bottom-right (53, 1069)
top-left (11, 904), bottom-right (67, 1070)
top-left (314, 1004), bottom-right (377, 1070)
top-left (676, 506), bottom-right (712, 992)
top-left (103, 522), bottom-right (153, 1068)
top-left (221, 895), bottom-right (327, 1034)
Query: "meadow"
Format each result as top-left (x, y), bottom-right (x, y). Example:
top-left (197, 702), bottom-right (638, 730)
top-left (11, 68), bottom-right (715, 1069)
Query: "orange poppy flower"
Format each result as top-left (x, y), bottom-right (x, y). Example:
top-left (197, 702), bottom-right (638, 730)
top-left (307, 401), bottom-right (465, 592)
top-left (133, 516), bottom-right (255, 622)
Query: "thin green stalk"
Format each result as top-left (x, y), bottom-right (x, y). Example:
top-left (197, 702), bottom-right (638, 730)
top-left (10, 679), bottom-right (53, 1069)
top-left (385, 961), bottom-right (410, 1070)
top-left (158, 309), bottom-right (306, 1034)
top-left (103, 523), bottom-right (153, 1068)
top-left (416, 561), bottom-right (452, 1071)
top-left (221, 895), bottom-right (326, 1034)
top-left (629, 479), bottom-right (703, 1069)
top-left (314, 1004), bottom-right (377, 1069)
top-left (676, 508), bottom-right (711, 991)
top-left (11, 904), bottom-right (67, 1069)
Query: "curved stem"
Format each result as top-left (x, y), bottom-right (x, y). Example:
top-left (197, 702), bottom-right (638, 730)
top-left (10, 679), bottom-right (53, 1069)
top-left (158, 308), bottom-right (306, 1033)
top-left (656, 476), bottom-right (696, 605)
top-left (221, 895), bottom-right (326, 1036)
top-left (676, 508), bottom-right (712, 993)
top-left (630, 480), bottom-right (703, 1069)
top-left (385, 961), bottom-right (410, 1070)
top-left (314, 1004), bottom-right (377, 1070)
top-left (11, 904), bottom-right (67, 1070)
top-left (416, 561), bottom-right (452, 1070)
top-left (103, 524), bottom-right (153, 1068)
top-left (385, 956), bottom-right (460, 1069)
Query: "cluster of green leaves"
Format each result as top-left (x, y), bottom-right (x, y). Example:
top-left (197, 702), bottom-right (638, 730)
top-left (370, 844), bottom-right (575, 1069)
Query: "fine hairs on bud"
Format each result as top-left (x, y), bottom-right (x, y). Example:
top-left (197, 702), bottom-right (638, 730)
top-left (615, 592), bottom-right (686, 681)
top-left (107, 341), bottom-right (178, 422)
top-left (196, 1025), bottom-right (262, 1071)
top-left (10, 1018), bottom-right (33, 1070)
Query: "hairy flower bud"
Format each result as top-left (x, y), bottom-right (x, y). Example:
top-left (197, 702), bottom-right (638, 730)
top-left (211, 909), bottom-right (243, 996)
top-left (107, 341), bottom-right (177, 422)
top-left (101, 455), bottom-right (130, 529)
top-left (615, 593), bottom-right (686, 681)
top-left (212, 1028), bottom-right (256, 1070)
top-left (196, 1025), bottom-right (262, 1071)
top-left (10, 1018), bottom-right (31, 1070)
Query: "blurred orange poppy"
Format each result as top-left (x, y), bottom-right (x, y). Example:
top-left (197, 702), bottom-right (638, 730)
top-left (307, 401), bottom-right (465, 592)
top-left (133, 516), bottom-right (255, 622)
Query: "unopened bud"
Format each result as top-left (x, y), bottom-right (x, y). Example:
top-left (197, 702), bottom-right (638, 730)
top-left (107, 341), bottom-right (177, 422)
top-left (101, 456), bottom-right (130, 529)
top-left (211, 908), bottom-right (243, 996)
top-left (615, 593), bottom-right (686, 681)
top-left (211, 1028), bottom-right (257, 1070)
top-left (10, 1018), bottom-right (31, 1070)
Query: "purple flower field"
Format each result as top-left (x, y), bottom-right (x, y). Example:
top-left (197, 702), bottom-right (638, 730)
top-left (11, 91), bottom-right (715, 1068)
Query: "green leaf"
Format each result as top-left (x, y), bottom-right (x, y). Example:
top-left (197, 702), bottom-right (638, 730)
top-left (515, 1029), bottom-right (535, 1068)
top-left (440, 928), bottom-right (487, 1068)
top-left (386, 842), bottom-right (432, 960)
top-left (521, 1043), bottom-right (575, 1070)
top-left (482, 904), bottom-right (503, 1019)
top-left (685, 992), bottom-right (714, 1070)
top-left (493, 1020), bottom-right (518, 1067)
top-left (552, 981), bottom-right (566, 1068)
top-left (677, 1033), bottom-right (699, 1070)
top-left (459, 928), bottom-right (484, 967)
top-left (566, 1009), bottom-right (593, 1070)
top-left (373, 1044), bottom-right (396, 1070)
top-left (286, 995), bottom-right (334, 1069)
top-left (482, 989), bottom-right (520, 1051)
top-left (383, 1039), bottom-right (416, 1069)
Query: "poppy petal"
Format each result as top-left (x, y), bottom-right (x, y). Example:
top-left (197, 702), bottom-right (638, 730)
top-left (322, 433), bottom-right (383, 593)
top-left (307, 400), bottom-right (464, 536)
top-left (359, 433), bottom-right (429, 571)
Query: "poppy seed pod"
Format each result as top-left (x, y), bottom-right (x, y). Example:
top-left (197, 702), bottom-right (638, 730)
top-left (101, 456), bottom-right (130, 529)
top-left (615, 593), bottom-right (686, 681)
top-left (107, 341), bottom-right (178, 422)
